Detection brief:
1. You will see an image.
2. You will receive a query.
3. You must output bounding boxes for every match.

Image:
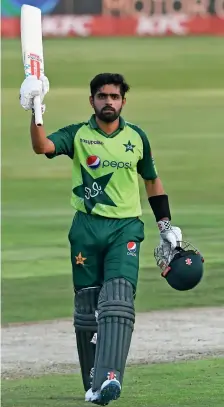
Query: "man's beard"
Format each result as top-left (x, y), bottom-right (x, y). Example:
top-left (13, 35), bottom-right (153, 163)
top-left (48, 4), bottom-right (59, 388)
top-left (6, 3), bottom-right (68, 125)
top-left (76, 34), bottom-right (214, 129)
top-left (94, 105), bottom-right (122, 123)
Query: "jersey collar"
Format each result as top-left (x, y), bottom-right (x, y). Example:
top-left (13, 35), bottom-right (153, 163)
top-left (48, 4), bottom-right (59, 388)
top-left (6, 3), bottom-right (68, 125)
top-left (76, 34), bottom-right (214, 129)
top-left (89, 114), bottom-right (125, 138)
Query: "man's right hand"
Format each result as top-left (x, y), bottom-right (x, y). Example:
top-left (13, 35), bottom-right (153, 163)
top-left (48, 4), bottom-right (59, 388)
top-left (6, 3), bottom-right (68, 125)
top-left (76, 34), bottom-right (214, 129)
top-left (19, 75), bottom-right (49, 111)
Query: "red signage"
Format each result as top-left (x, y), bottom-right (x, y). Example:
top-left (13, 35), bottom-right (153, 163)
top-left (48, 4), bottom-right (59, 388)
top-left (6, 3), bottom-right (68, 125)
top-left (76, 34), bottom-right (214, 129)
top-left (2, 15), bottom-right (224, 38)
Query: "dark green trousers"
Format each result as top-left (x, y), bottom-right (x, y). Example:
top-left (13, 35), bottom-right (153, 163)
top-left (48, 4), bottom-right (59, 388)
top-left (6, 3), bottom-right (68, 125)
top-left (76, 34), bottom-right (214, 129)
top-left (68, 211), bottom-right (144, 290)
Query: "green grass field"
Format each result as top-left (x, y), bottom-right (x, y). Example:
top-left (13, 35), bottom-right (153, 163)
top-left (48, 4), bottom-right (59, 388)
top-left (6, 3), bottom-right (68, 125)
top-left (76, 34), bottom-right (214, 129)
top-left (2, 359), bottom-right (224, 407)
top-left (2, 37), bottom-right (224, 324)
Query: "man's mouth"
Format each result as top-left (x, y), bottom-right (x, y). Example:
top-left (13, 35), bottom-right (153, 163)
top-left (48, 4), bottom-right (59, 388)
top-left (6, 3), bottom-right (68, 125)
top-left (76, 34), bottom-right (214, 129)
top-left (103, 107), bottom-right (115, 112)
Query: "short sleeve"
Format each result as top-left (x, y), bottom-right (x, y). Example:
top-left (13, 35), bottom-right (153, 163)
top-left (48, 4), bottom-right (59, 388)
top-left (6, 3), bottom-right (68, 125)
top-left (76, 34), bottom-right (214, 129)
top-left (137, 131), bottom-right (158, 180)
top-left (127, 123), bottom-right (158, 180)
top-left (45, 124), bottom-right (82, 159)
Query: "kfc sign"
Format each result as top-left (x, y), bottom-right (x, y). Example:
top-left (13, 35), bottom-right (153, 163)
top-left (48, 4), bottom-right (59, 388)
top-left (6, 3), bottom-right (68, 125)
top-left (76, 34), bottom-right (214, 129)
top-left (137, 14), bottom-right (189, 35)
top-left (42, 16), bottom-right (93, 37)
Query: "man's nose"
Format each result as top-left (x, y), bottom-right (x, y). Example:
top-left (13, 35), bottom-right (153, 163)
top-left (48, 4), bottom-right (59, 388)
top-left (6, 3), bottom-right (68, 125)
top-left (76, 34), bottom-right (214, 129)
top-left (105, 96), bottom-right (113, 104)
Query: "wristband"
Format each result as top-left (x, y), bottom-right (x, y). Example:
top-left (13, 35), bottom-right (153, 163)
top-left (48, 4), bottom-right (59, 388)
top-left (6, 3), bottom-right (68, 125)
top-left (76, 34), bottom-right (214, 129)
top-left (148, 194), bottom-right (171, 222)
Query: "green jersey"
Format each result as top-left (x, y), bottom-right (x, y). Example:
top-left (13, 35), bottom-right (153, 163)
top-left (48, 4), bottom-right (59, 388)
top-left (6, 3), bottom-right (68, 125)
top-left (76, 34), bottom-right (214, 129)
top-left (46, 115), bottom-right (157, 218)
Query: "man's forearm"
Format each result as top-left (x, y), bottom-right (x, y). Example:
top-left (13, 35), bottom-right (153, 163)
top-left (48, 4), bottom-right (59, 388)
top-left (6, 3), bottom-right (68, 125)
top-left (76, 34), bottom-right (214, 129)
top-left (144, 178), bottom-right (165, 197)
top-left (145, 178), bottom-right (171, 221)
top-left (30, 114), bottom-right (54, 154)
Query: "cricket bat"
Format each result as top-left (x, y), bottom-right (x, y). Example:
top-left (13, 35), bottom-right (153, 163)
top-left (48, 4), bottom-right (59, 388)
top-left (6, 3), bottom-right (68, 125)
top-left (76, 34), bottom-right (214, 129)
top-left (21, 4), bottom-right (44, 126)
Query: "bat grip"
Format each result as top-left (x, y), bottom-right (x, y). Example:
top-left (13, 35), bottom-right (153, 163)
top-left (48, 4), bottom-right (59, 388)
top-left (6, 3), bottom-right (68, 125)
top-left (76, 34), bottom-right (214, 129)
top-left (33, 95), bottom-right (43, 126)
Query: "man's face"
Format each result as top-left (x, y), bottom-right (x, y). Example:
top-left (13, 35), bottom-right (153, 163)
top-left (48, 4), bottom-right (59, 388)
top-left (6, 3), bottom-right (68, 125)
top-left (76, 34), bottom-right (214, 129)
top-left (90, 84), bottom-right (126, 123)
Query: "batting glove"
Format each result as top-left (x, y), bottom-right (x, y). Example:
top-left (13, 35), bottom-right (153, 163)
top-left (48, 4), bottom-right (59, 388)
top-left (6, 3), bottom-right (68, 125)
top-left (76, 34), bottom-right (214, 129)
top-left (158, 221), bottom-right (182, 250)
top-left (19, 75), bottom-right (49, 111)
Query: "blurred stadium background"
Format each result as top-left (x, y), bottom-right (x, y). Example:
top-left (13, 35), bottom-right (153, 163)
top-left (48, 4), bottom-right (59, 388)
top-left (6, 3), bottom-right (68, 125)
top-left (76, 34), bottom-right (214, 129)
top-left (2, 1), bottom-right (224, 324)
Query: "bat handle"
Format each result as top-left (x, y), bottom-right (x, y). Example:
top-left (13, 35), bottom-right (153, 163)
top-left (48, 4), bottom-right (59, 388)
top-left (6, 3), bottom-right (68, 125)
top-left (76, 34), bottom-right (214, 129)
top-left (33, 95), bottom-right (43, 126)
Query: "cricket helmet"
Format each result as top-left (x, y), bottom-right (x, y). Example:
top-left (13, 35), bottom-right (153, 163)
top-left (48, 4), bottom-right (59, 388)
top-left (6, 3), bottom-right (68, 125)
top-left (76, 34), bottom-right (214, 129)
top-left (154, 241), bottom-right (204, 291)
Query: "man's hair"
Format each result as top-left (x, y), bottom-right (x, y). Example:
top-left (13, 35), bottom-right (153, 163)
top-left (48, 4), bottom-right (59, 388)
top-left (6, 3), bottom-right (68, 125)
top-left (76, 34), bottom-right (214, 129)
top-left (90, 73), bottom-right (130, 98)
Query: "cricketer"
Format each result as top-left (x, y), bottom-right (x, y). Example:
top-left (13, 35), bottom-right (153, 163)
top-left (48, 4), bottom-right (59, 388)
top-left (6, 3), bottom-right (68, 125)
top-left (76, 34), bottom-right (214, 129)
top-left (19, 73), bottom-right (183, 405)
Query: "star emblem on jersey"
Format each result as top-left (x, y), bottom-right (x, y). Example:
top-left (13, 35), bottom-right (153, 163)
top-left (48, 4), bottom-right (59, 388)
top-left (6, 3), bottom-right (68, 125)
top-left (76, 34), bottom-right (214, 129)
top-left (123, 140), bottom-right (135, 153)
top-left (75, 252), bottom-right (87, 265)
top-left (73, 165), bottom-right (117, 214)
top-left (185, 258), bottom-right (192, 266)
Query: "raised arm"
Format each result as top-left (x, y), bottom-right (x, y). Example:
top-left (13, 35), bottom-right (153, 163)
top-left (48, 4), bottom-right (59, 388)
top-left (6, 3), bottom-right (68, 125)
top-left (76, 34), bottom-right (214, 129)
top-left (30, 114), bottom-right (55, 154)
top-left (20, 74), bottom-right (55, 154)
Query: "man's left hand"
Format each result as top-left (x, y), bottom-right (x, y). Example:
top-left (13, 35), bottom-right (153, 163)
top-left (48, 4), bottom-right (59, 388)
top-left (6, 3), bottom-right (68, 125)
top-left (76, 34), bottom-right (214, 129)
top-left (158, 220), bottom-right (182, 249)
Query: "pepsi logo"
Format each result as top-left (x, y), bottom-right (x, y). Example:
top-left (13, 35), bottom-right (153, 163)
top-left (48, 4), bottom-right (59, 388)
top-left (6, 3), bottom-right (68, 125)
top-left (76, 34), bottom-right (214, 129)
top-left (127, 242), bottom-right (136, 252)
top-left (86, 155), bottom-right (101, 169)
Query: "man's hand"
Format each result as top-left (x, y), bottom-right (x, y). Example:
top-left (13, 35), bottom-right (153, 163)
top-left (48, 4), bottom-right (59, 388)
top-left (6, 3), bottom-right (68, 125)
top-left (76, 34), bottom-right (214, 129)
top-left (20, 75), bottom-right (49, 111)
top-left (154, 224), bottom-right (182, 272)
top-left (158, 221), bottom-right (182, 249)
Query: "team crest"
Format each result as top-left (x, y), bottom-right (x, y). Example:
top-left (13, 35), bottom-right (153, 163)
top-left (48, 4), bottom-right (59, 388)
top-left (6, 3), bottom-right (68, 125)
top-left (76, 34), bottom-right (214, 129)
top-left (123, 140), bottom-right (135, 153)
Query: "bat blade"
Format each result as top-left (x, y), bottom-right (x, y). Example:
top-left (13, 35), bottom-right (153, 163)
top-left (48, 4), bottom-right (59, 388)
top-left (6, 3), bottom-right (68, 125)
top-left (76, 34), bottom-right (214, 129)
top-left (21, 5), bottom-right (44, 125)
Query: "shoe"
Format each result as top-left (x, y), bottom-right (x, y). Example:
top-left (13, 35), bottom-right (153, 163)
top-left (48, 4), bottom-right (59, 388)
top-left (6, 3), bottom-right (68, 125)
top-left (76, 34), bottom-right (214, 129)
top-left (85, 388), bottom-right (94, 402)
top-left (90, 390), bottom-right (103, 404)
top-left (85, 388), bottom-right (107, 405)
top-left (98, 376), bottom-right (121, 405)
top-left (85, 387), bottom-right (109, 405)
top-left (88, 372), bottom-right (121, 405)
top-left (85, 367), bottom-right (95, 402)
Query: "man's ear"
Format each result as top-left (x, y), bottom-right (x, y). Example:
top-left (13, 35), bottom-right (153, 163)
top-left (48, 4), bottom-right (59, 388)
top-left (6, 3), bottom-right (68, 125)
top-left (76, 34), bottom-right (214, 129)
top-left (122, 98), bottom-right (126, 107)
top-left (89, 96), bottom-right (94, 108)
